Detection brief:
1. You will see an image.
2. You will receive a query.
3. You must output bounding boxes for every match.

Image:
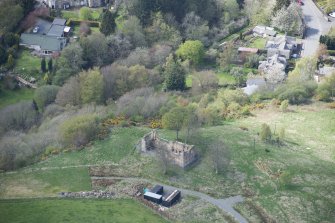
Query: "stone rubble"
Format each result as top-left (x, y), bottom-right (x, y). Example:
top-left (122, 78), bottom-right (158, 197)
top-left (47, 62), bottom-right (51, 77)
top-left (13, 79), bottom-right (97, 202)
top-left (59, 190), bottom-right (115, 199)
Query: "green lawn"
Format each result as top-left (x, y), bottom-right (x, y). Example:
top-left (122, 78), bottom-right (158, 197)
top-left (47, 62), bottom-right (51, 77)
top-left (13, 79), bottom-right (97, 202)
top-left (33, 127), bottom-right (149, 168)
top-left (0, 167), bottom-right (91, 198)
top-left (0, 85), bottom-right (34, 109)
top-left (62, 8), bottom-right (102, 21)
top-left (186, 75), bottom-right (192, 88)
top-left (62, 10), bottom-right (79, 20)
top-left (0, 198), bottom-right (169, 223)
top-left (248, 37), bottom-right (267, 49)
top-left (216, 72), bottom-right (236, 86)
top-left (14, 50), bottom-right (41, 77)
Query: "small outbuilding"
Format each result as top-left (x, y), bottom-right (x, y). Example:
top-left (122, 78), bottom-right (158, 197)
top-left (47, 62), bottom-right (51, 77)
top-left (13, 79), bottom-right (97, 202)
top-left (150, 185), bottom-right (163, 195)
top-left (162, 190), bottom-right (181, 208)
top-left (253, 26), bottom-right (277, 37)
top-left (144, 192), bottom-right (162, 204)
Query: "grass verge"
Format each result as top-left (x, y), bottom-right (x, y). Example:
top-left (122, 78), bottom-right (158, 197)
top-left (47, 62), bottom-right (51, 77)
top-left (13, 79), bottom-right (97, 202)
top-left (0, 85), bottom-right (34, 109)
top-left (0, 198), bottom-right (169, 223)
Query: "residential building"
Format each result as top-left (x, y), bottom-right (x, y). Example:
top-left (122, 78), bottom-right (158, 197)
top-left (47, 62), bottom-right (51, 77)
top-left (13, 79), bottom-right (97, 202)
top-left (238, 47), bottom-right (259, 62)
top-left (266, 35), bottom-right (297, 59)
top-left (253, 26), bottom-right (277, 37)
top-left (20, 18), bottom-right (69, 55)
top-left (243, 77), bottom-right (266, 95)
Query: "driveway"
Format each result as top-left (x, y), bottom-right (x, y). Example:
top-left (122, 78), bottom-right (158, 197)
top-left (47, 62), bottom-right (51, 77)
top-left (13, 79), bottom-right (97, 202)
top-left (302, 0), bottom-right (334, 57)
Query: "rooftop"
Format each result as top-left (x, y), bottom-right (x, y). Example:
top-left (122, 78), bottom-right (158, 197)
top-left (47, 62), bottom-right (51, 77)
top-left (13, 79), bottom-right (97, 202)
top-left (21, 33), bottom-right (65, 51)
top-left (253, 25), bottom-right (277, 36)
top-left (238, 47), bottom-right (259, 53)
top-left (52, 18), bottom-right (66, 26)
top-left (144, 192), bottom-right (162, 199)
top-left (266, 35), bottom-right (297, 50)
top-left (47, 24), bottom-right (65, 37)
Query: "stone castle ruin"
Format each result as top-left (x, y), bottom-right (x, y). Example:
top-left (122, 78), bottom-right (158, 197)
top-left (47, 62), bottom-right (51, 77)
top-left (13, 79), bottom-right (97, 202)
top-left (140, 130), bottom-right (197, 168)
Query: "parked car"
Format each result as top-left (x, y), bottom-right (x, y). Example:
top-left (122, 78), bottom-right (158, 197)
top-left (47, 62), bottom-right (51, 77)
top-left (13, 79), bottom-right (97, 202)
top-left (33, 26), bottom-right (39, 33)
top-left (329, 12), bottom-right (335, 18)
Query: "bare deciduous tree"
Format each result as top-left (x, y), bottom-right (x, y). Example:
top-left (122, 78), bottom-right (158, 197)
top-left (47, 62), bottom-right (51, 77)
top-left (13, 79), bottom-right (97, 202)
top-left (209, 140), bottom-right (231, 174)
top-left (192, 70), bottom-right (218, 95)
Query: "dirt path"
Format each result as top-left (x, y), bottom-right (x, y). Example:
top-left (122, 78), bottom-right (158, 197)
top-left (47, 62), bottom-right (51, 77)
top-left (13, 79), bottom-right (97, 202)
top-left (92, 176), bottom-right (248, 223)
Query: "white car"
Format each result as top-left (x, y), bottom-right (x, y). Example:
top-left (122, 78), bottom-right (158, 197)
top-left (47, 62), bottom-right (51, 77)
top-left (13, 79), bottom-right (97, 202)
top-left (329, 12), bottom-right (335, 18)
top-left (33, 26), bottom-right (39, 33)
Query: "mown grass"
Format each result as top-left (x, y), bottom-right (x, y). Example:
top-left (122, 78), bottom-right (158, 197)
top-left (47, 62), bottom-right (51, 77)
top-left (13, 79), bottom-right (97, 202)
top-left (62, 8), bottom-right (102, 21)
top-left (0, 198), bottom-right (169, 223)
top-left (186, 75), bottom-right (192, 88)
top-left (216, 72), bottom-right (236, 86)
top-left (14, 50), bottom-right (41, 77)
top-left (0, 167), bottom-right (91, 198)
top-left (248, 37), bottom-right (266, 49)
top-left (0, 86), bottom-right (34, 109)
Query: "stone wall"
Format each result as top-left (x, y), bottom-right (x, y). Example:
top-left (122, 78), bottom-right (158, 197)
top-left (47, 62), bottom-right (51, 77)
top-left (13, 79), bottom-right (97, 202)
top-left (140, 131), bottom-right (197, 168)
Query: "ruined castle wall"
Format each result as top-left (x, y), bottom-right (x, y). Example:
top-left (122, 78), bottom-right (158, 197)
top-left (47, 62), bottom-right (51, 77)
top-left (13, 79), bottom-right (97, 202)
top-left (140, 131), bottom-right (197, 168)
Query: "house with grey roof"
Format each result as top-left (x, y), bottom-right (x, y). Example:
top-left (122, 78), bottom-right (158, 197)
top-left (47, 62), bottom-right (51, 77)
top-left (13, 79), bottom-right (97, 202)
top-left (253, 26), bottom-right (277, 37)
top-left (266, 35), bottom-right (297, 59)
top-left (20, 18), bottom-right (68, 55)
top-left (243, 77), bottom-right (266, 95)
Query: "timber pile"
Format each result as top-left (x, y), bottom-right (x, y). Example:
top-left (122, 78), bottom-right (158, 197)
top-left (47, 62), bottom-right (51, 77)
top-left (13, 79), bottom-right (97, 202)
top-left (15, 76), bottom-right (37, 89)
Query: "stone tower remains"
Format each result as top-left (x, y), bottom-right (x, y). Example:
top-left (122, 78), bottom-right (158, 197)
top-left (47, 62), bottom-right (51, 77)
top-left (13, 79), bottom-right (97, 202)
top-left (140, 130), bottom-right (197, 168)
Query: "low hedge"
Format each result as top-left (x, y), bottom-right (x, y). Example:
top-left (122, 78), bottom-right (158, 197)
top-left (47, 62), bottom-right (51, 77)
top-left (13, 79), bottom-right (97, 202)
top-left (66, 19), bottom-right (100, 28)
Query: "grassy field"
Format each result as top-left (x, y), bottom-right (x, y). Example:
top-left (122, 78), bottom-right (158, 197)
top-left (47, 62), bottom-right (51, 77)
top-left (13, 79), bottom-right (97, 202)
top-left (186, 75), bottom-right (192, 88)
top-left (216, 72), bottom-right (237, 86)
top-left (0, 167), bottom-right (91, 198)
top-left (248, 37), bottom-right (266, 49)
top-left (0, 85), bottom-right (34, 109)
top-left (0, 198), bottom-right (169, 223)
top-left (14, 50), bottom-right (41, 77)
top-left (0, 102), bottom-right (334, 222)
top-left (62, 8), bottom-right (102, 21)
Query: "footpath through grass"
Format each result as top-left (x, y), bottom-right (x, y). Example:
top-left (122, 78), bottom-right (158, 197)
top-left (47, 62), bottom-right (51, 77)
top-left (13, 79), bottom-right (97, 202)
top-left (0, 198), bottom-right (169, 223)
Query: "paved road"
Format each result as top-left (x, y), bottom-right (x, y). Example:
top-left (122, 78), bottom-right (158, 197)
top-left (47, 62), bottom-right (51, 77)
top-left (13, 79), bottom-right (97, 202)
top-left (302, 0), bottom-right (334, 57)
top-left (92, 176), bottom-right (248, 223)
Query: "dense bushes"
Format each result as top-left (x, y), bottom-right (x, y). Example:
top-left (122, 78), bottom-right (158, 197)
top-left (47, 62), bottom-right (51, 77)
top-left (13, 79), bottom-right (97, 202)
top-left (56, 69), bottom-right (103, 106)
top-left (34, 85), bottom-right (59, 111)
top-left (316, 74), bottom-right (335, 101)
top-left (320, 35), bottom-right (335, 50)
top-left (116, 88), bottom-right (168, 119)
top-left (60, 114), bottom-right (100, 148)
top-left (102, 63), bottom-right (162, 100)
top-left (0, 101), bottom-right (39, 135)
top-left (275, 81), bottom-right (317, 104)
